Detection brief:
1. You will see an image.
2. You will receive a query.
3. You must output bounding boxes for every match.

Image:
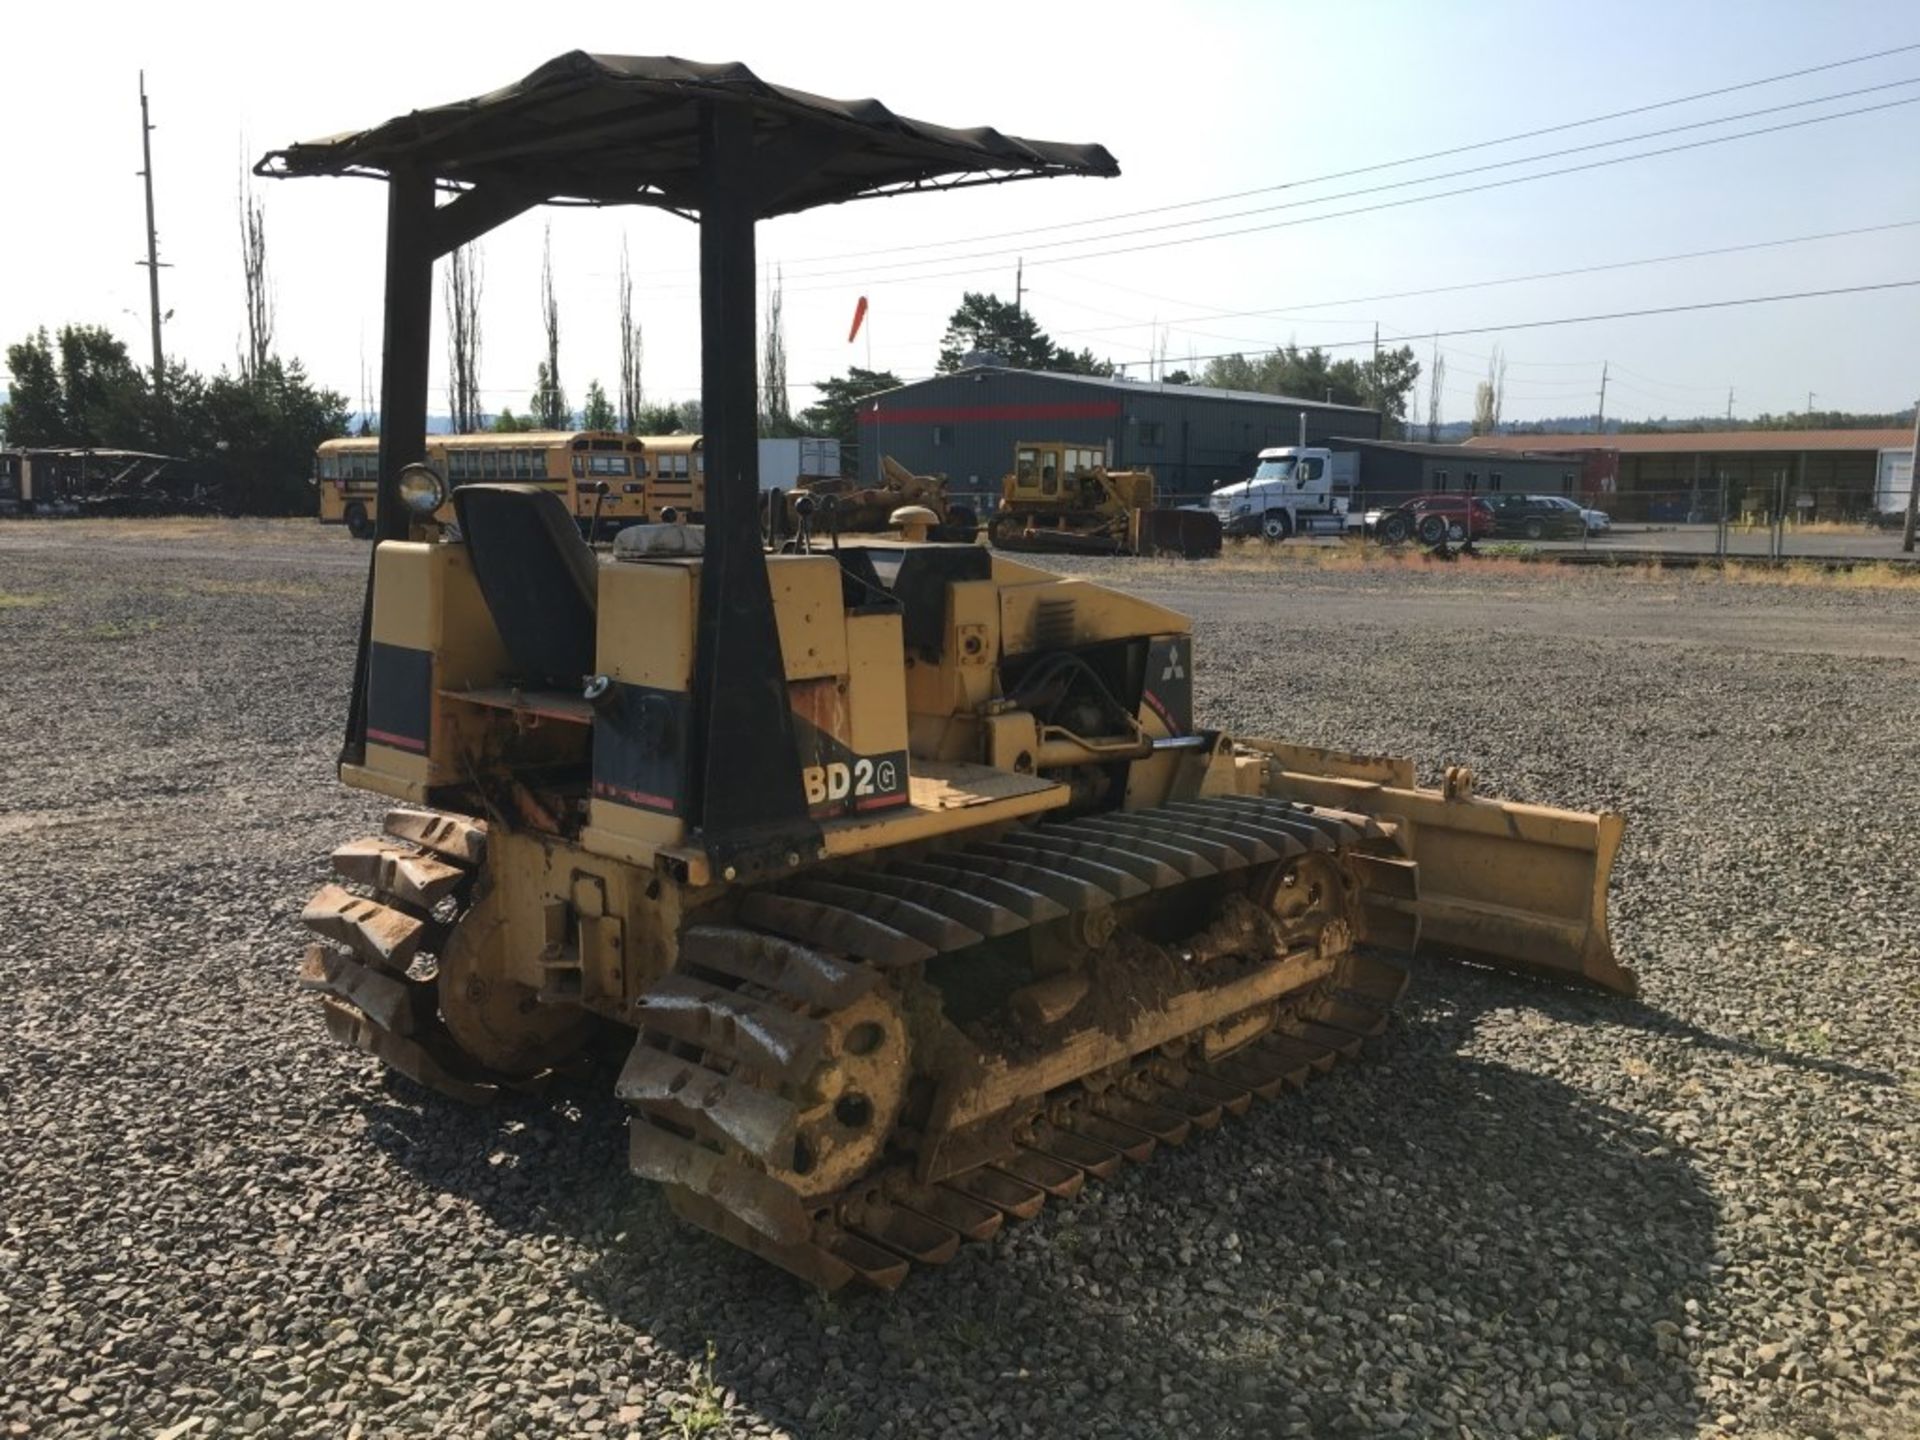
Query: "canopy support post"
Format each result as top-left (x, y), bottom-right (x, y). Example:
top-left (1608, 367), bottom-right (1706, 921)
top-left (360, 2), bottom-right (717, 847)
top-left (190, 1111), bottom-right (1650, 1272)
top-left (685, 101), bottom-right (820, 877)
top-left (340, 163), bottom-right (435, 767)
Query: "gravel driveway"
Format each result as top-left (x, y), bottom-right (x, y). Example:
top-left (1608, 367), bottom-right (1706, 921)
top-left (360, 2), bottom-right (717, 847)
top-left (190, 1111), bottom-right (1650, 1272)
top-left (1, 522), bottom-right (1915, 1440)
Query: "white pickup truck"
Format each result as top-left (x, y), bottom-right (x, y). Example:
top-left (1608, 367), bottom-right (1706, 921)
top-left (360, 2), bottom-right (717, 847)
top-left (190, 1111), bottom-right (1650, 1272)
top-left (1206, 446), bottom-right (1360, 540)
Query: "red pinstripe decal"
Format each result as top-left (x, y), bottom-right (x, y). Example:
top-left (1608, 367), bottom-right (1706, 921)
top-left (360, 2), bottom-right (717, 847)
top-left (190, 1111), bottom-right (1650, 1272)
top-left (366, 726), bottom-right (427, 753)
top-left (859, 399), bottom-right (1123, 426)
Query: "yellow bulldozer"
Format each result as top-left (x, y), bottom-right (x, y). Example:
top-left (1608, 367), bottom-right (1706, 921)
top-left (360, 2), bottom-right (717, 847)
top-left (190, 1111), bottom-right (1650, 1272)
top-left (770, 456), bottom-right (979, 544)
top-left (266, 55), bottom-right (1630, 1292)
top-left (988, 440), bottom-right (1223, 558)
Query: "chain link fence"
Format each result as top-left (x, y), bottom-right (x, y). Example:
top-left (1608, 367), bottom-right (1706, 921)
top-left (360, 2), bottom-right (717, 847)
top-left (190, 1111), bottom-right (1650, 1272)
top-left (1480, 482), bottom-right (1917, 563)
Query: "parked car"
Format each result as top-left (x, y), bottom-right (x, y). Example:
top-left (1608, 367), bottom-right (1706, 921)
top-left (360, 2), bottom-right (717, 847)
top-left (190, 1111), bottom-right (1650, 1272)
top-left (1487, 493), bottom-right (1587, 540)
top-left (1373, 494), bottom-right (1495, 545)
top-left (1537, 494), bottom-right (1614, 534)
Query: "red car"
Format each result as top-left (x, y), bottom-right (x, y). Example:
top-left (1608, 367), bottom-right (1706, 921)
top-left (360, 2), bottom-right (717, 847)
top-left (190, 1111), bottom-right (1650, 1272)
top-left (1372, 494), bottom-right (1496, 545)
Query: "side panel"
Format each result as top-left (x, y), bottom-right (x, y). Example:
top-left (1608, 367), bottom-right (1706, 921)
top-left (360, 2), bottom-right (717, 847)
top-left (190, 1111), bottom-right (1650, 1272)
top-left (585, 561), bottom-right (698, 852)
top-left (770, 555), bottom-right (851, 681)
top-left (363, 543), bottom-right (436, 792)
top-left (791, 609), bottom-right (911, 819)
top-left (357, 541), bottom-right (522, 799)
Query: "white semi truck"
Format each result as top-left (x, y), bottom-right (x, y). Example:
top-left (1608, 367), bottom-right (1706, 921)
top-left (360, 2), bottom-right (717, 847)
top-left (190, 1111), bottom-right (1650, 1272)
top-left (1206, 446), bottom-right (1360, 540)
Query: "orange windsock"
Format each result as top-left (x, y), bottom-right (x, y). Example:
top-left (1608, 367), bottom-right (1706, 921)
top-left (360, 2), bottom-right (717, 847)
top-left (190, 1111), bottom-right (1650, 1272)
top-left (848, 295), bottom-right (869, 343)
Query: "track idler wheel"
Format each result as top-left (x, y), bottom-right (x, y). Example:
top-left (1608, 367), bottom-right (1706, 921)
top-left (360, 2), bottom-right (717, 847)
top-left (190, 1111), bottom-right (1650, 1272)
top-left (300, 807), bottom-right (574, 1103)
top-left (436, 888), bottom-right (595, 1076)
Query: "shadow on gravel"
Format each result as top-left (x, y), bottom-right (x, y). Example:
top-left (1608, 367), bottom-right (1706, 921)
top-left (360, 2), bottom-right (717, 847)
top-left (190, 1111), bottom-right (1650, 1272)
top-left (352, 966), bottom-right (1726, 1439)
top-left (1449, 961), bottom-right (1902, 1089)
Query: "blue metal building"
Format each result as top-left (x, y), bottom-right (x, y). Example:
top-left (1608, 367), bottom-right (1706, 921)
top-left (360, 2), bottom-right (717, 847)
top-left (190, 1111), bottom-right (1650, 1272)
top-left (857, 366), bottom-right (1382, 504)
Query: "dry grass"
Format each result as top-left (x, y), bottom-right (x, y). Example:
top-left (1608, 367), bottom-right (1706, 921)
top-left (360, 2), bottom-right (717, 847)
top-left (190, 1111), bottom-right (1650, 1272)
top-left (5, 516), bottom-right (314, 544)
top-left (1206, 539), bottom-right (1464, 574)
top-left (1739, 518), bottom-right (1883, 536)
top-left (0, 592), bottom-right (52, 609)
top-left (1698, 559), bottom-right (1920, 590)
top-left (1160, 539), bottom-right (1920, 592)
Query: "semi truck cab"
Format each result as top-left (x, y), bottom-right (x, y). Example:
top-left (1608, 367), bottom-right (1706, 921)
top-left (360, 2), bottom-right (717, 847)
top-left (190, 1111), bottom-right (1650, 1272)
top-left (1208, 446), bottom-right (1357, 540)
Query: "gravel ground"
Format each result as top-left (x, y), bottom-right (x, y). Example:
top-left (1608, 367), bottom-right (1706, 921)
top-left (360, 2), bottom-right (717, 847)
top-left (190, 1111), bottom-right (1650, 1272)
top-left (2, 521), bottom-right (1916, 1440)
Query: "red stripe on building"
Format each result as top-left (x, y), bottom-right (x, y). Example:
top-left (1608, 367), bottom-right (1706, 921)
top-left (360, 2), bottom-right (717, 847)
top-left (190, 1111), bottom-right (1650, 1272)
top-left (859, 399), bottom-right (1124, 427)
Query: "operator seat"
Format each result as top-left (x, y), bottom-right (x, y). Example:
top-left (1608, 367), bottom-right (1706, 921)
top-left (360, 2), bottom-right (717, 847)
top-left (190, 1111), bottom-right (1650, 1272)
top-left (453, 484), bottom-right (598, 687)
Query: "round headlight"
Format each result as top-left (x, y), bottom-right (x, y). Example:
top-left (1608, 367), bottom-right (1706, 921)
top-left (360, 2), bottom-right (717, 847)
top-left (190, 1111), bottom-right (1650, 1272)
top-left (397, 463), bottom-right (446, 516)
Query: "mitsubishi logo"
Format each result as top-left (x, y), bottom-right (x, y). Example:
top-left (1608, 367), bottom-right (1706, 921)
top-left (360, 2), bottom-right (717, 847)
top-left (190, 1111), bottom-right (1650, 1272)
top-left (1161, 644), bottom-right (1185, 682)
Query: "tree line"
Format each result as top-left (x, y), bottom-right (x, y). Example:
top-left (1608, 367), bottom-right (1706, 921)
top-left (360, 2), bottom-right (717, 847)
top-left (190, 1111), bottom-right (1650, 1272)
top-left (0, 326), bottom-right (348, 515)
top-left (1, 183), bottom-right (1443, 513)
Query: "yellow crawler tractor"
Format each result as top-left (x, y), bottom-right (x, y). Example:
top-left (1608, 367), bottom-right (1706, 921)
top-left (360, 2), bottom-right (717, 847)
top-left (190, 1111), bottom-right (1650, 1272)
top-left (265, 56), bottom-right (1631, 1291)
top-left (988, 441), bottom-right (1222, 558)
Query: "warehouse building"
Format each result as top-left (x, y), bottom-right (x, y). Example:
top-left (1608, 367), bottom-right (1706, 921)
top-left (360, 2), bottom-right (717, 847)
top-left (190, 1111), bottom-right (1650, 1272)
top-left (1325, 438), bottom-right (1584, 505)
top-left (1468, 429), bottom-right (1912, 522)
top-left (857, 366), bottom-right (1381, 503)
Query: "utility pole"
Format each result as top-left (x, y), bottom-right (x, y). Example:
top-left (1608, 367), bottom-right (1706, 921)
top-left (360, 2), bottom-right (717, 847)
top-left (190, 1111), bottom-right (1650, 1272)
top-left (1370, 319), bottom-right (1380, 392)
top-left (136, 71), bottom-right (167, 400)
top-left (1901, 396), bottom-right (1918, 553)
top-left (1807, 390), bottom-right (1816, 419)
top-left (1014, 257), bottom-right (1023, 318)
top-left (1596, 361), bottom-right (1608, 434)
top-left (1726, 387), bottom-right (1734, 424)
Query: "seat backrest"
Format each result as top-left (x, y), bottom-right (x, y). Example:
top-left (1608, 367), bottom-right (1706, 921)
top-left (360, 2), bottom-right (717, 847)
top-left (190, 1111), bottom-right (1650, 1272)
top-left (453, 484), bottom-right (598, 685)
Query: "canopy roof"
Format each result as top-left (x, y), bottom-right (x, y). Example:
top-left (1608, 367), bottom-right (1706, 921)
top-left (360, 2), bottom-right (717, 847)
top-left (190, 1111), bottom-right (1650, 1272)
top-left (256, 52), bottom-right (1118, 218)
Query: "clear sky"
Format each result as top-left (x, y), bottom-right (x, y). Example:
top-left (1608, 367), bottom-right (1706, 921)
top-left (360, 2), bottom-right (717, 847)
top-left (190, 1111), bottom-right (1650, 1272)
top-left (5, 0), bottom-right (1917, 428)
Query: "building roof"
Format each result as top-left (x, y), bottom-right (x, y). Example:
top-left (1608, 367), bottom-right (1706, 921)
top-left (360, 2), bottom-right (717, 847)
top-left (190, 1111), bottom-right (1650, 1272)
top-left (256, 53), bottom-right (1117, 218)
top-left (1465, 428), bottom-right (1912, 455)
top-left (1331, 437), bottom-right (1578, 462)
top-left (880, 366), bottom-right (1381, 414)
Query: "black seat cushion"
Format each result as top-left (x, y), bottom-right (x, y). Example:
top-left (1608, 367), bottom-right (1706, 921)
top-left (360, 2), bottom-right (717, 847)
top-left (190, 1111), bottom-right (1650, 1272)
top-left (454, 484), bottom-right (598, 685)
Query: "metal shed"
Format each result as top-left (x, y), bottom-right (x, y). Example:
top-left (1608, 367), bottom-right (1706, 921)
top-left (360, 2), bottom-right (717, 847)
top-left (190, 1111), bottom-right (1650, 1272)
top-left (859, 366), bottom-right (1380, 505)
top-left (1327, 438), bottom-right (1584, 505)
top-left (1468, 429), bottom-right (1911, 522)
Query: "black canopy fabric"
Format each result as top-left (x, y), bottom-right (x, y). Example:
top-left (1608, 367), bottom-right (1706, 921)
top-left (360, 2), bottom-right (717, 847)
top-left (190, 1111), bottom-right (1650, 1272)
top-left (256, 52), bottom-right (1118, 217)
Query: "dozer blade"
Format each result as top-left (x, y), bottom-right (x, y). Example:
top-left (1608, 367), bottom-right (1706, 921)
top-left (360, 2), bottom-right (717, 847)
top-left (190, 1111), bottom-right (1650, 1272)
top-left (1246, 740), bottom-right (1635, 995)
top-left (1135, 507), bottom-right (1223, 558)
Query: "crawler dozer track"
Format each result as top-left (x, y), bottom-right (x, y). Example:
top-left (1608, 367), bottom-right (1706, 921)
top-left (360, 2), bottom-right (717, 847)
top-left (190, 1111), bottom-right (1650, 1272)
top-left (621, 794), bottom-right (1410, 1290)
top-left (301, 797), bottom-right (1412, 1290)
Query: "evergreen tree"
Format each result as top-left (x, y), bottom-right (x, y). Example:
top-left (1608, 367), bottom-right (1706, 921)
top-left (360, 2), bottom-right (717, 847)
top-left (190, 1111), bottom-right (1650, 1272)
top-left (581, 380), bottom-right (616, 432)
top-left (934, 293), bottom-right (1112, 376)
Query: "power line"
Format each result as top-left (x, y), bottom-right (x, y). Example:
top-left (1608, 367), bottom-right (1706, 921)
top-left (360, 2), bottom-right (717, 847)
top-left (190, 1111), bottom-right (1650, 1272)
top-left (1117, 279), bottom-right (1920, 368)
top-left (757, 40), bottom-right (1920, 268)
top-left (1042, 218), bottom-right (1920, 340)
top-left (810, 281), bottom-right (1919, 401)
top-left (779, 78), bottom-right (1920, 282)
top-left (775, 95), bottom-right (1920, 294)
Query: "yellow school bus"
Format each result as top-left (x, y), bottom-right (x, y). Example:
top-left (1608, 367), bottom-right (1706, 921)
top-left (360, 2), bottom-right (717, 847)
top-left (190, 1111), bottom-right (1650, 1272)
top-left (638, 434), bottom-right (704, 522)
top-left (315, 430), bottom-right (645, 535)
